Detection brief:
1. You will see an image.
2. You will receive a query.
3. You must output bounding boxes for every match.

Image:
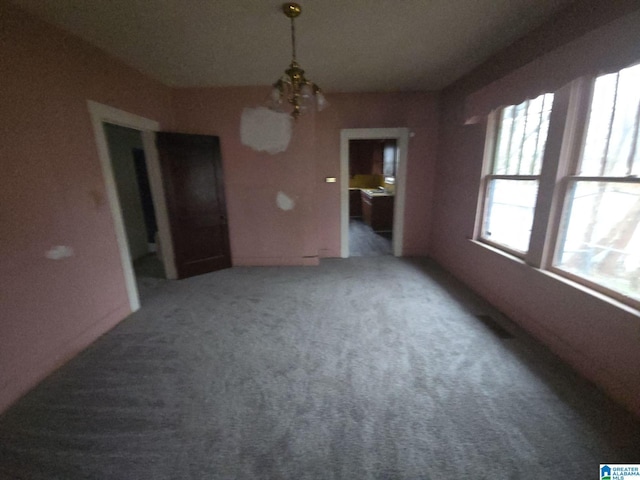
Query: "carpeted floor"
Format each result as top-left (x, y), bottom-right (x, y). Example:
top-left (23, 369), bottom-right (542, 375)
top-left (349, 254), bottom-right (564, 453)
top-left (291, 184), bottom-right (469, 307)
top-left (1, 257), bottom-right (639, 479)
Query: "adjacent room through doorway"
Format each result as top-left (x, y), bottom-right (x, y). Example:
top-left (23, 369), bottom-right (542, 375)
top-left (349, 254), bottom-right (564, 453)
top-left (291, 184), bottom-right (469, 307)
top-left (104, 123), bottom-right (166, 289)
top-left (340, 128), bottom-right (410, 259)
top-left (348, 138), bottom-right (397, 257)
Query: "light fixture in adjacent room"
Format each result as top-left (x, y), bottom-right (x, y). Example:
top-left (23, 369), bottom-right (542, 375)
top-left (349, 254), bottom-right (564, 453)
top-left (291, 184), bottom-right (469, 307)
top-left (267, 3), bottom-right (328, 119)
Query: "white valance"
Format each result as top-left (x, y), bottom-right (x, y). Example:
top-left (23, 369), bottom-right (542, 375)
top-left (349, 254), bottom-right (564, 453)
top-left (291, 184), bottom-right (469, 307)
top-left (463, 9), bottom-right (640, 124)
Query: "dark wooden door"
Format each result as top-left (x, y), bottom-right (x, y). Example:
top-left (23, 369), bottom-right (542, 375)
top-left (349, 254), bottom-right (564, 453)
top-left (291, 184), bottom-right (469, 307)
top-left (156, 132), bottom-right (231, 279)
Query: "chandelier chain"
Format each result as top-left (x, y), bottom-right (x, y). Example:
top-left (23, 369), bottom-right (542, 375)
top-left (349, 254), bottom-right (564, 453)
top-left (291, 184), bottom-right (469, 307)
top-left (290, 17), bottom-right (297, 62)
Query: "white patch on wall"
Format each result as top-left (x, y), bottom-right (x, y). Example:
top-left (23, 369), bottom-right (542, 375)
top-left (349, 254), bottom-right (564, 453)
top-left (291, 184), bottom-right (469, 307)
top-left (46, 245), bottom-right (74, 260)
top-left (276, 191), bottom-right (295, 211)
top-left (240, 107), bottom-right (292, 154)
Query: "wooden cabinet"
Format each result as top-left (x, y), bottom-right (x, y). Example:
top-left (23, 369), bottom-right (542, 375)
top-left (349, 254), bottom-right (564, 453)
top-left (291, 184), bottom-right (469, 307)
top-left (361, 191), bottom-right (394, 231)
top-left (349, 189), bottom-right (362, 217)
top-left (349, 140), bottom-right (384, 176)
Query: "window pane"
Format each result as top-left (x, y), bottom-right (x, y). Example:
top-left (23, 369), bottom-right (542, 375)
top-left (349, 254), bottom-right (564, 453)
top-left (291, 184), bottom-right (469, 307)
top-left (494, 106), bottom-right (514, 174)
top-left (483, 179), bottom-right (539, 253)
top-left (580, 63), bottom-right (640, 177)
top-left (527, 94), bottom-right (553, 175)
top-left (493, 93), bottom-right (553, 175)
top-left (555, 181), bottom-right (640, 301)
top-left (506, 102), bottom-right (527, 174)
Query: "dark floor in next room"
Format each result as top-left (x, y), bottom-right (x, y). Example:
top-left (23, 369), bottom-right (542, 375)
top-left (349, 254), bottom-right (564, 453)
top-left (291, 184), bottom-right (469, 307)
top-left (349, 218), bottom-right (392, 256)
top-left (133, 252), bottom-right (165, 280)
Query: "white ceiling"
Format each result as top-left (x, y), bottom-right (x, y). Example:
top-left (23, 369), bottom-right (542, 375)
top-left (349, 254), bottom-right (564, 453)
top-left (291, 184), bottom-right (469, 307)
top-left (11, 0), bottom-right (575, 92)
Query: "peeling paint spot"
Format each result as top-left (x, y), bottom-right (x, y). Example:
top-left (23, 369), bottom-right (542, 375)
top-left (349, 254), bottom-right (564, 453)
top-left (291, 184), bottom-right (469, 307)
top-left (240, 107), bottom-right (292, 154)
top-left (46, 245), bottom-right (74, 260)
top-left (276, 191), bottom-right (295, 211)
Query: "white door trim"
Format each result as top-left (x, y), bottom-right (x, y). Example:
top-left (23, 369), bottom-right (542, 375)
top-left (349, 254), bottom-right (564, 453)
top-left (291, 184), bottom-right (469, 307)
top-left (88, 100), bottom-right (176, 313)
top-left (340, 128), bottom-right (410, 258)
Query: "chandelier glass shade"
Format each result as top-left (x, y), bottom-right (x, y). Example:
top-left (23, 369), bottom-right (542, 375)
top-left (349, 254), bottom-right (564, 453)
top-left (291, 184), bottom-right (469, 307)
top-left (267, 3), bottom-right (328, 119)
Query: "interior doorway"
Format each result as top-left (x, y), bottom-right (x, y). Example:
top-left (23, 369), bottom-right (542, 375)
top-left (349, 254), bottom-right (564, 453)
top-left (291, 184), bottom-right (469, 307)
top-left (104, 124), bottom-right (165, 283)
top-left (88, 101), bottom-right (176, 313)
top-left (347, 139), bottom-right (397, 256)
top-left (340, 128), bottom-right (410, 258)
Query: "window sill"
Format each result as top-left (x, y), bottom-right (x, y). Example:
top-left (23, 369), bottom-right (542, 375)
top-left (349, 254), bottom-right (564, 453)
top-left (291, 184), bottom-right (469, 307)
top-left (469, 238), bottom-right (528, 266)
top-left (540, 268), bottom-right (640, 318)
top-left (468, 238), bottom-right (640, 318)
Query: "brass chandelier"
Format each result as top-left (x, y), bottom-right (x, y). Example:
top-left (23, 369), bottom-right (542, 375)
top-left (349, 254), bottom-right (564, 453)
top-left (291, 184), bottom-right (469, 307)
top-left (267, 3), bottom-right (328, 119)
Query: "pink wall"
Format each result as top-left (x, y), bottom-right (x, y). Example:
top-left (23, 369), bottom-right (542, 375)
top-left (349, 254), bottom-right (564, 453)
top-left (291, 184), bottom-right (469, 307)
top-left (0, 3), bottom-right (173, 412)
top-left (431, 5), bottom-right (640, 415)
top-left (315, 92), bottom-right (439, 257)
top-left (171, 87), bottom-right (320, 266)
top-left (172, 89), bottom-right (439, 262)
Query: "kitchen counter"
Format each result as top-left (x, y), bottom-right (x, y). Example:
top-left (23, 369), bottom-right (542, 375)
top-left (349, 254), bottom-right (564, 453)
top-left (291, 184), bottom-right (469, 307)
top-left (361, 189), bottom-right (394, 231)
top-left (360, 188), bottom-right (394, 198)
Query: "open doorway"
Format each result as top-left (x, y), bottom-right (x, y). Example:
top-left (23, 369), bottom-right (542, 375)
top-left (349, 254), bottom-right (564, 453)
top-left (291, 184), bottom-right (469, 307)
top-left (104, 124), bottom-right (165, 283)
top-left (347, 139), bottom-right (397, 256)
top-left (340, 128), bottom-right (410, 258)
top-left (88, 101), bottom-right (176, 312)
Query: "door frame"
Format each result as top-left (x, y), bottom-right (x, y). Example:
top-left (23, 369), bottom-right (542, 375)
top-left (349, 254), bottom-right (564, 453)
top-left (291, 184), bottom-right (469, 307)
top-left (88, 100), bottom-right (177, 312)
top-left (340, 128), bottom-right (410, 258)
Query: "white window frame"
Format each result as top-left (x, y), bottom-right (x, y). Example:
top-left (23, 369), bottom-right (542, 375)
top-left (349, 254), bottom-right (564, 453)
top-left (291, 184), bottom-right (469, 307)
top-left (547, 74), bottom-right (640, 309)
top-left (479, 175), bottom-right (542, 258)
top-left (475, 70), bottom-right (640, 312)
top-left (477, 93), bottom-right (560, 262)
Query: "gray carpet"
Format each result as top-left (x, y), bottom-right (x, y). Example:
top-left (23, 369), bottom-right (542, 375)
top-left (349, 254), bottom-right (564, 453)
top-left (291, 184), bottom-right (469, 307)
top-left (1, 257), bottom-right (639, 479)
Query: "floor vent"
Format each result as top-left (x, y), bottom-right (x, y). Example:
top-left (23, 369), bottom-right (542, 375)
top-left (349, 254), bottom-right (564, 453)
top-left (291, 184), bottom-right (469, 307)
top-left (476, 314), bottom-right (514, 339)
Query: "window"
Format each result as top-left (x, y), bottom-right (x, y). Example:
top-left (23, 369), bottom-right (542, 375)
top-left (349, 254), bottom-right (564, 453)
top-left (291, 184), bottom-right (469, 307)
top-left (480, 93), bottom-right (554, 254)
top-left (476, 62), bottom-right (640, 309)
top-left (553, 64), bottom-right (640, 303)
